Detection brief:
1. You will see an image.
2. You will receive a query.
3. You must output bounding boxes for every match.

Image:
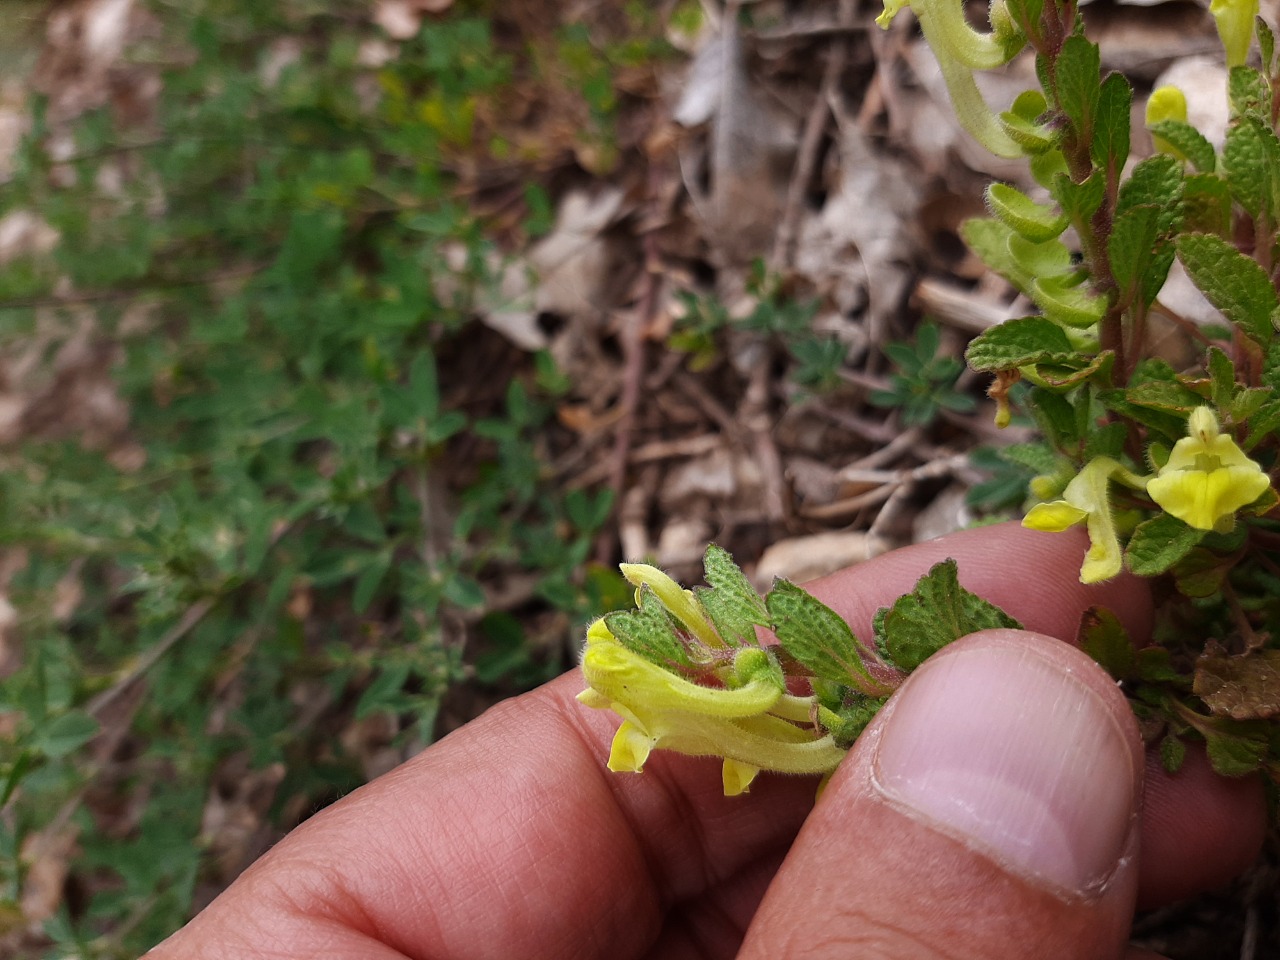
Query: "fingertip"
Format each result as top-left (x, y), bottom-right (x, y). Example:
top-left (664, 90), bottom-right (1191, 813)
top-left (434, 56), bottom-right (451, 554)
top-left (1137, 746), bottom-right (1268, 909)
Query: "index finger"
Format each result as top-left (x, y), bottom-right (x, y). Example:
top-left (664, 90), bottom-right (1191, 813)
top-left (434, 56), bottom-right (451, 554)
top-left (151, 523), bottom-right (1153, 960)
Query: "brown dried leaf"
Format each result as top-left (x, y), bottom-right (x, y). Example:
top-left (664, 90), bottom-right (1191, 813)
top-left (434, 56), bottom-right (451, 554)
top-left (1194, 645), bottom-right (1280, 720)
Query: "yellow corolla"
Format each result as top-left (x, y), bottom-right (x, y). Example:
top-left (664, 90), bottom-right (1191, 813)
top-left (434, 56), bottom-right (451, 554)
top-left (1023, 456), bottom-right (1145, 583)
top-left (578, 629), bottom-right (846, 793)
top-left (1210, 0), bottom-right (1259, 67)
top-left (1146, 407), bottom-right (1271, 532)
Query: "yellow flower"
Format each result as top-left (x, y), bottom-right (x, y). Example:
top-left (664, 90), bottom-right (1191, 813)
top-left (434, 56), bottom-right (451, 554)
top-left (1146, 407), bottom-right (1271, 532)
top-left (1145, 86), bottom-right (1189, 159)
top-left (1023, 457), bottom-right (1146, 583)
top-left (1210, 0), bottom-right (1259, 67)
top-left (876, 0), bottom-right (1026, 158)
top-left (578, 632), bottom-right (846, 790)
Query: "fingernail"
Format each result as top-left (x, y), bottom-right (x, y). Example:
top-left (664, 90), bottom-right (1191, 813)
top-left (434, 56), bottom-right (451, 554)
top-left (873, 636), bottom-right (1138, 896)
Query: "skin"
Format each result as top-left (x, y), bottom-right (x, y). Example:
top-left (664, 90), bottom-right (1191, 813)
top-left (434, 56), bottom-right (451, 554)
top-left (147, 523), bottom-right (1267, 960)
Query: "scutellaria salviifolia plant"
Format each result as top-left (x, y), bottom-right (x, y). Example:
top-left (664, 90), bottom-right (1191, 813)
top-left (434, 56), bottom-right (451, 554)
top-left (578, 0), bottom-right (1280, 793)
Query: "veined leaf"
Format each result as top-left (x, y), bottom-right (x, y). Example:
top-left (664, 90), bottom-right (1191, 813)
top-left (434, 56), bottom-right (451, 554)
top-left (766, 580), bottom-right (878, 691)
top-left (965, 316), bottom-right (1075, 371)
top-left (1176, 232), bottom-right (1278, 344)
top-left (1126, 513), bottom-right (1204, 575)
top-left (1091, 72), bottom-right (1132, 170)
top-left (1056, 35), bottom-right (1102, 138)
top-left (1146, 120), bottom-right (1216, 173)
top-left (985, 182), bottom-right (1068, 242)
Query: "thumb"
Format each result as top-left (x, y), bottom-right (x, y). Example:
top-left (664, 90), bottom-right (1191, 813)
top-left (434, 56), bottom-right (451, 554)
top-left (740, 629), bottom-right (1144, 960)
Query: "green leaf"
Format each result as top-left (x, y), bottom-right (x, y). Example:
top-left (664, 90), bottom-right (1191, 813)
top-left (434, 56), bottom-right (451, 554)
top-left (875, 559), bottom-right (1021, 673)
top-left (1258, 16), bottom-right (1276, 74)
top-left (985, 183), bottom-right (1069, 241)
top-left (1181, 173), bottom-right (1233, 237)
top-left (1032, 275), bottom-right (1108, 328)
top-left (965, 316), bottom-right (1075, 371)
top-left (1146, 120), bottom-right (1216, 173)
top-left (1091, 72), bottom-right (1131, 170)
top-left (34, 711), bottom-right (100, 758)
top-left (1032, 349), bottom-right (1114, 389)
top-left (998, 110), bottom-right (1058, 153)
top-left (1176, 232), bottom-right (1279, 344)
top-left (1056, 35), bottom-right (1102, 138)
top-left (696, 544), bottom-right (769, 645)
top-left (1116, 154), bottom-right (1183, 223)
top-left (1201, 719), bottom-right (1270, 776)
top-left (1245, 397), bottom-right (1280, 449)
top-left (1028, 386), bottom-right (1082, 447)
top-left (1108, 205), bottom-right (1159, 298)
top-left (352, 553), bottom-right (391, 614)
top-left (766, 580), bottom-right (877, 690)
top-left (1222, 117), bottom-right (1278, 218)
top-left (961, 217), bottom-right (1032, 291)
top-left (1160, 733), bottom-right (1188, 773)
top-left (1206, 345), bottom-right (1236, 407)
top-left (1051, 171), bottom-right (1105, 223)
top-left (1125, 378), bottom-right (1203, 414)
top-left (605, 587), bottom-right (694, 668)
top-left (1126, 513), bottom-right (1205, 575)
top-left (1227, 65), bottom-right (1272, 120)
top-left (1077, 606), bottom-right (1135, 680)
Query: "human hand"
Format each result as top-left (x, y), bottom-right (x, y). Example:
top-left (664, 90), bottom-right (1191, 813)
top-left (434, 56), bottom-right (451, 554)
top-left (147, 523), bottom-right (1266, 960)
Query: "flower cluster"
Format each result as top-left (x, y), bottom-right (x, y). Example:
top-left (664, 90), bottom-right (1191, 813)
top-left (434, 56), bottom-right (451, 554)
top-left (1023, 408), bottom-right (1272, 582)
top-left (577, 561), bottom-right (846, 795)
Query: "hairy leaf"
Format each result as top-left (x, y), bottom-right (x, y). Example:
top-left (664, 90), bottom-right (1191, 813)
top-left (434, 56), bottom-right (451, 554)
top-left (985, 182), bottom-right (1068, 242)
top-left (605, 588), bottom-right (694, 668)
top-left (1077, 606), bottom-right (1135, 680)
top-left (697, 544), bottom-right (769, 645)
top-left (766, 580), bottom-right (876, 690)
top-left (965, 316), bottom-right (1075, 371)
top-left (1091, 72), bottom-right (1132, 170)
top-left (1126, 513), bottom-right (1205, 575)
top-left (1222, 117), bottom-right (1278, 218)
top-left (1146, 120), bottom-right (1216, 173)
top-left (875, 560), bottom-right (1021, 673)
top-left (1176, 232), bottom-right (1279, 344)
top-left (1056, 35), bottom-right (1102, 138)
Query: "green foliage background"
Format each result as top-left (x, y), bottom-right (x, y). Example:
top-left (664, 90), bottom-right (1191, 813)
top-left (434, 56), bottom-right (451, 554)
top-left (0, 2), bottom-right (652, 953)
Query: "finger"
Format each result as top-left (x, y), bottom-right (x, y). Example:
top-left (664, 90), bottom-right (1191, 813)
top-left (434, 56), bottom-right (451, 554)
top-left (1137, 746), bottom-right (1267, 909)
top-left (802, 522), bottom-right (1153, 644)
top-left (741, 629), bottom-right (1145, 959)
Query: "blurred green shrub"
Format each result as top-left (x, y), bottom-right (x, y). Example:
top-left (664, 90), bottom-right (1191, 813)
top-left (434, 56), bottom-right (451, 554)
top-left (0, 2), bottom-right (635, 953)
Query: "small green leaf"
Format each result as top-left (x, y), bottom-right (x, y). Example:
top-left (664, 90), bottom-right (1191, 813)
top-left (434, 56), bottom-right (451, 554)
top-left (1056, 35), bottom-right (1102, 138)
top-left (1202, 720), bottom-right (1270, 776)
top-left (1245, 397), bottom-right (1280, 449)
top-left (1077, 606), bottom-right (1135, 680)
top-left (1176, 232), bottom-right (1279, 344)
top-left (766, 580), bottom-right (877, 691)
top-left (605, 587), bottom-right (694, 668)
top-left (1108, 204), bottom-right (1159, 297)
top-left (1126, 513), bottom-right (1205, 575)
top-left (1125, 378), bottom-right (1203, 414)
top-left (1222, 117), bottom-right (1278, 218)
top-left (1227, 65), bottom-right (1272, 119)
top-left (824, 695), bottom-right (887, 749)
top-left (1146, 120), bottom-right (1216, 173)
top-left (352, 553), bottom-right (391, 614)
top-left (34, 711), bottom-right (100, 759)
top-left (1033, 350), bottom-right (1114, 389)
top-left (1258, 16), bottom-right (1276, 73)
top-left (1028, 386), bottom-right (1082, 447)
top-left (875, 559), bottom-right (1021, 673)
top-left (961, 218), bottom-right (1032, 291)
top-left (1116, 154), bottom-right (1183, 223)
top-left (1051, 170), bottom-right (1106, 223)
top-left (1032, 275), bottom-right (1109, 328)
top-left (965, 316), bottom-right (1075, 371)
top-left (696, 544), bottom-right (769, 645)
top-left (998, 110), bottom-right (1058, 153)
top-left (1091, 72), bottom-right (1132, 170)
top-left (1206, 346), bottom-right (1236, 407)
top-left (1181, 173), bottom-right (1233, 237)
top-left (985, 183), bottom-right (1069, 242)
top-left (1160, 733), bottom-right (1187, 773)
